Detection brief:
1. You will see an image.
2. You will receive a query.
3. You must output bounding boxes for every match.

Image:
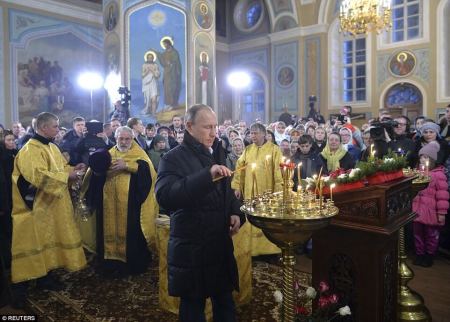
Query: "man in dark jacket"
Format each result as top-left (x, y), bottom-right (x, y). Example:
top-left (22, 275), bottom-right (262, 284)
top-left (60, 116), bottom-right (85, 165)
top-left (155, 104), bottom-right (245, 322)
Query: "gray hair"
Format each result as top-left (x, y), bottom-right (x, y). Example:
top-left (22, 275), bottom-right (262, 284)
top-left (115, 126), bottom-right (134, 138)
top-left (185, 104), bottom-right (214, 124)
top-left (250, 123), bottom-right (266, 134)
top-left (36, 112), bottom-right (58, 130)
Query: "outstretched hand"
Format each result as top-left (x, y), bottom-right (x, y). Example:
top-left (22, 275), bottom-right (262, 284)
top-left (210, 165), bottom-right (232, 181)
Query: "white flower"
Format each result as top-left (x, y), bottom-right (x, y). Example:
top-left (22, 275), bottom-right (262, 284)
top-left (338, 173), bottom-right (347, 179)
top-left (273, 290), bottom-right (283, 303)
top-left (349, 168), bottom-right (360, 178)
top-left (384, 158), bottom-right (395, 163)
top-left (305, 287), bottom-right (317, 299)
top-left (337, 305), bottom-right (351, 316)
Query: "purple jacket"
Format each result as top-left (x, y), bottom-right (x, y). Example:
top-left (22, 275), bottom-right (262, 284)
top-left (413, 166), bottom-right (449, 226)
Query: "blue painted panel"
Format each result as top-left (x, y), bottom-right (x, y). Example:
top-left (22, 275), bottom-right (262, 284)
top-left (273, 41), bottom-right (298, 114)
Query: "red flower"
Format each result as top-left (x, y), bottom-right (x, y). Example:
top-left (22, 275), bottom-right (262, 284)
top-left (319, 281), bottom-right (329, 292)
top-left (295, 306), bottom-right (309, 315)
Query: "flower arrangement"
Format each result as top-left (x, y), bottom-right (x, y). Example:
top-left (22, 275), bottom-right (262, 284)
top-left (274, 281), bottom-right (351, 322)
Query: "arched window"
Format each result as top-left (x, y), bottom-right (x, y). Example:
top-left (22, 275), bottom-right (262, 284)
top-left (328, 19), bottom-right (371, 107)
top-left (390, 0), bottom-right (422, 42)
top-left (342, 36), bottom-right (367, 102)
top-left (240, 73), bottom-right (265, 124)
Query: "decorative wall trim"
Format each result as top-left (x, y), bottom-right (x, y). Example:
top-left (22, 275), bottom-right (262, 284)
top-left (437, 0), bottom-right (450, 102)
top-left (304, 37), bottom-right (321, 116)
top-left (223, 23), bottom-right (328, 53)
top-left (2, 0), bottom-right (102, 24)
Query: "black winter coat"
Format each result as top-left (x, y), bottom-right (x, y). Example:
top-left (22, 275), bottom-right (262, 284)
top-left (155, 131), bottom-right (245, 298)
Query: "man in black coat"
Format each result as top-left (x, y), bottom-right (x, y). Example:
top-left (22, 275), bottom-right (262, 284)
top-left (155, 105), bottom-right (245, 322)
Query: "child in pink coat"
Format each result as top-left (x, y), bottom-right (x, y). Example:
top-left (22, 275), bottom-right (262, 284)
top-left (413, 141), bottom-right (449, 267)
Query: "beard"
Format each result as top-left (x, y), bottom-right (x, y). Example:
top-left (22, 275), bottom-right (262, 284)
top-left (116, 144), bottom-right (131, 152)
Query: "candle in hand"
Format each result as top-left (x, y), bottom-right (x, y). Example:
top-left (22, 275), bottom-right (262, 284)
top-left (330, 183), bottom-right (336, 201)
top-left (425, 160), bottom-right (429, 177)
top-left (265, 155), bottom-right (271, 191)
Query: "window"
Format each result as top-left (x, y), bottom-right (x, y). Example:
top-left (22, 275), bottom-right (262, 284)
top-left (390, 0), bottom-right (422, 42)
top-left (341, 37), bottom-right (366, 103)
top-left (246, 3), bottom-right (262, 28)
top-left (240, 73), bottom-right (265, 123)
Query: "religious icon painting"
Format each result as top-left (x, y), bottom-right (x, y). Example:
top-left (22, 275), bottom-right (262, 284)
top-left (104, 2), bottom-right (119, 32)
top-left (388, 50), bottom-right (416, 77)
top-left (277, 65), bottom-right (295, 87)
top-left (194, 1), bottom-right (213, 30)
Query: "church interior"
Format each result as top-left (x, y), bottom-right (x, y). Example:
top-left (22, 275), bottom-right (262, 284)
top-left (1, 0), bottom-right (450, 321)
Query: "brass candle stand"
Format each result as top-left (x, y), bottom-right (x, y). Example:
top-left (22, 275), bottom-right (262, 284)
top-left (241, 164), bottom-right (338, 322)
top-left (397, 170), bottom-right (431, 321)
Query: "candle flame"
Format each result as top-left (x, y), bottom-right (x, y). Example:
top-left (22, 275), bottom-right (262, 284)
top-left (251, 163), bottom-right (257, 170)
top-left (266, 155), bottom-right (271, 161)
top-left (330, 183), bottom-right (336, 189)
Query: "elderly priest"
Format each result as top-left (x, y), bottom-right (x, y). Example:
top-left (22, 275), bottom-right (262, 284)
top-left (83, 126), bottom-right (158, 277)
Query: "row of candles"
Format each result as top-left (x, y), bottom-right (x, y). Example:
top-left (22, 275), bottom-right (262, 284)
top-left (244, 155), bottom-right (336, 203)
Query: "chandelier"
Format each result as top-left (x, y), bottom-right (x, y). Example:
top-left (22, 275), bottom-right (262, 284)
top-left (339, 0), bottom-right (392, 36)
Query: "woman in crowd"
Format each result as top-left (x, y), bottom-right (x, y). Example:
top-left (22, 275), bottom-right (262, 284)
top-left (320, 132), bottom-right (355, 172)
top-left (266, 130), bottom-right (277, 145)
top-left (415, 122), bottom-right (449, 166)
top-left (313, 126), bottom-right (327, 153)
top-left (226, 137), bottom-right (244, 171)
top-left (274, 121), bottom-right (287, 145)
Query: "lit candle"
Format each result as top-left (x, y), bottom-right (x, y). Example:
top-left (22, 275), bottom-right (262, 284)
top-left (370, 144), bottom-right (374, 157)
top-left (330, 183), bottom-right (336, 201)
top-left (425, 160), bottom-right (429, 177)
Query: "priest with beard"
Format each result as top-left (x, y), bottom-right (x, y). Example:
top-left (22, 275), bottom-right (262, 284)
top-left (82, 126), bottom-right (158, 277)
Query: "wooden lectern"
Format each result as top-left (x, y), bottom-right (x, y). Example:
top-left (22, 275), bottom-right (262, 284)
top-left (313, 177), bottom-right (415, 322)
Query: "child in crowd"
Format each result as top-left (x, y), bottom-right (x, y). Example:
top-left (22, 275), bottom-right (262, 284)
top-left (413, 141), bottom-right (449, 267)
top-left (292, 134), bottom-right (327, 181)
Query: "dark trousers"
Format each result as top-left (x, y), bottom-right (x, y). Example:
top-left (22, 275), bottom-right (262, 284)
top-left (179, 292), bottom-right (236, 322)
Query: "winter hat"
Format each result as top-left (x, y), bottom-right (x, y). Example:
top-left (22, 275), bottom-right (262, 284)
top-left (420, 122), bottom-right (441, 135)
top-left (419, 141), bottom-right (440, 161)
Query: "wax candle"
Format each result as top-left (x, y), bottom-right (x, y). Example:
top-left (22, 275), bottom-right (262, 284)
top-left (425, 160), bottom-right (429, 177)
top-left (330, 183), bottom-right (336, 201)
top-left (240, 163), bottom-right (246, 198)
top-left (297, 162), bottom-right (302, 182)
top-left (265, 155), bottom-right (271, 191)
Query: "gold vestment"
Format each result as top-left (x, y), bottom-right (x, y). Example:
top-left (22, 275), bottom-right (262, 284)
top-left (11, 138), bottom-right (86, 283)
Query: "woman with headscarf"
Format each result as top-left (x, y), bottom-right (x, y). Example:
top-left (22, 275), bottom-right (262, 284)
top-left (225, 137), bottom-right (244, 171)
top-left (415, 122), bottom-right (449, 166)
top-left (320, 132), bottom-right (355, 172)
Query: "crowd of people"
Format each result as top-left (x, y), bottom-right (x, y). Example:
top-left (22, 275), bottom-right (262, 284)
top-left (1, 103), bottom-right (450, 320)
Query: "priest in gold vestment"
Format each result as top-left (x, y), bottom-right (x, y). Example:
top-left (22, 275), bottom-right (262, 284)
top-left (83, 126), bottom-right (158, 276)
top-left (10, 112), bottom-right (86, 307)
top-left (231, 123), bottom-right (283, 256)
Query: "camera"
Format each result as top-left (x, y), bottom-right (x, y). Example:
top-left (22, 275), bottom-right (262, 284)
top-left (369, 119), bottom-right (398, 140)
top-left (118, 86), bottom-right (131, 109)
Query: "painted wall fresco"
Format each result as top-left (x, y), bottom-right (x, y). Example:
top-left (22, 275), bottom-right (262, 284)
top-left (104, 32), bottom-right (121, 112)
top-left (128, 2), bottom-right (186, 124)
top-left (273, 41), bottom-right (298, 115)
top-left (10, 9), bottom-right (103, 127)
top-left (194, 1), bottom-right (213, 30)
top-left (194, 32), bottom-right (213, 107)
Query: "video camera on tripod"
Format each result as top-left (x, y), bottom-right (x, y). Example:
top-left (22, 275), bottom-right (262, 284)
top-left (118, 86), bottom-right (131, 109)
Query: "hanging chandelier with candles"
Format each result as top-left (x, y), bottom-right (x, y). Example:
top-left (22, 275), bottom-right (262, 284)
top-left (339, 0), bottom-right (392, 36)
